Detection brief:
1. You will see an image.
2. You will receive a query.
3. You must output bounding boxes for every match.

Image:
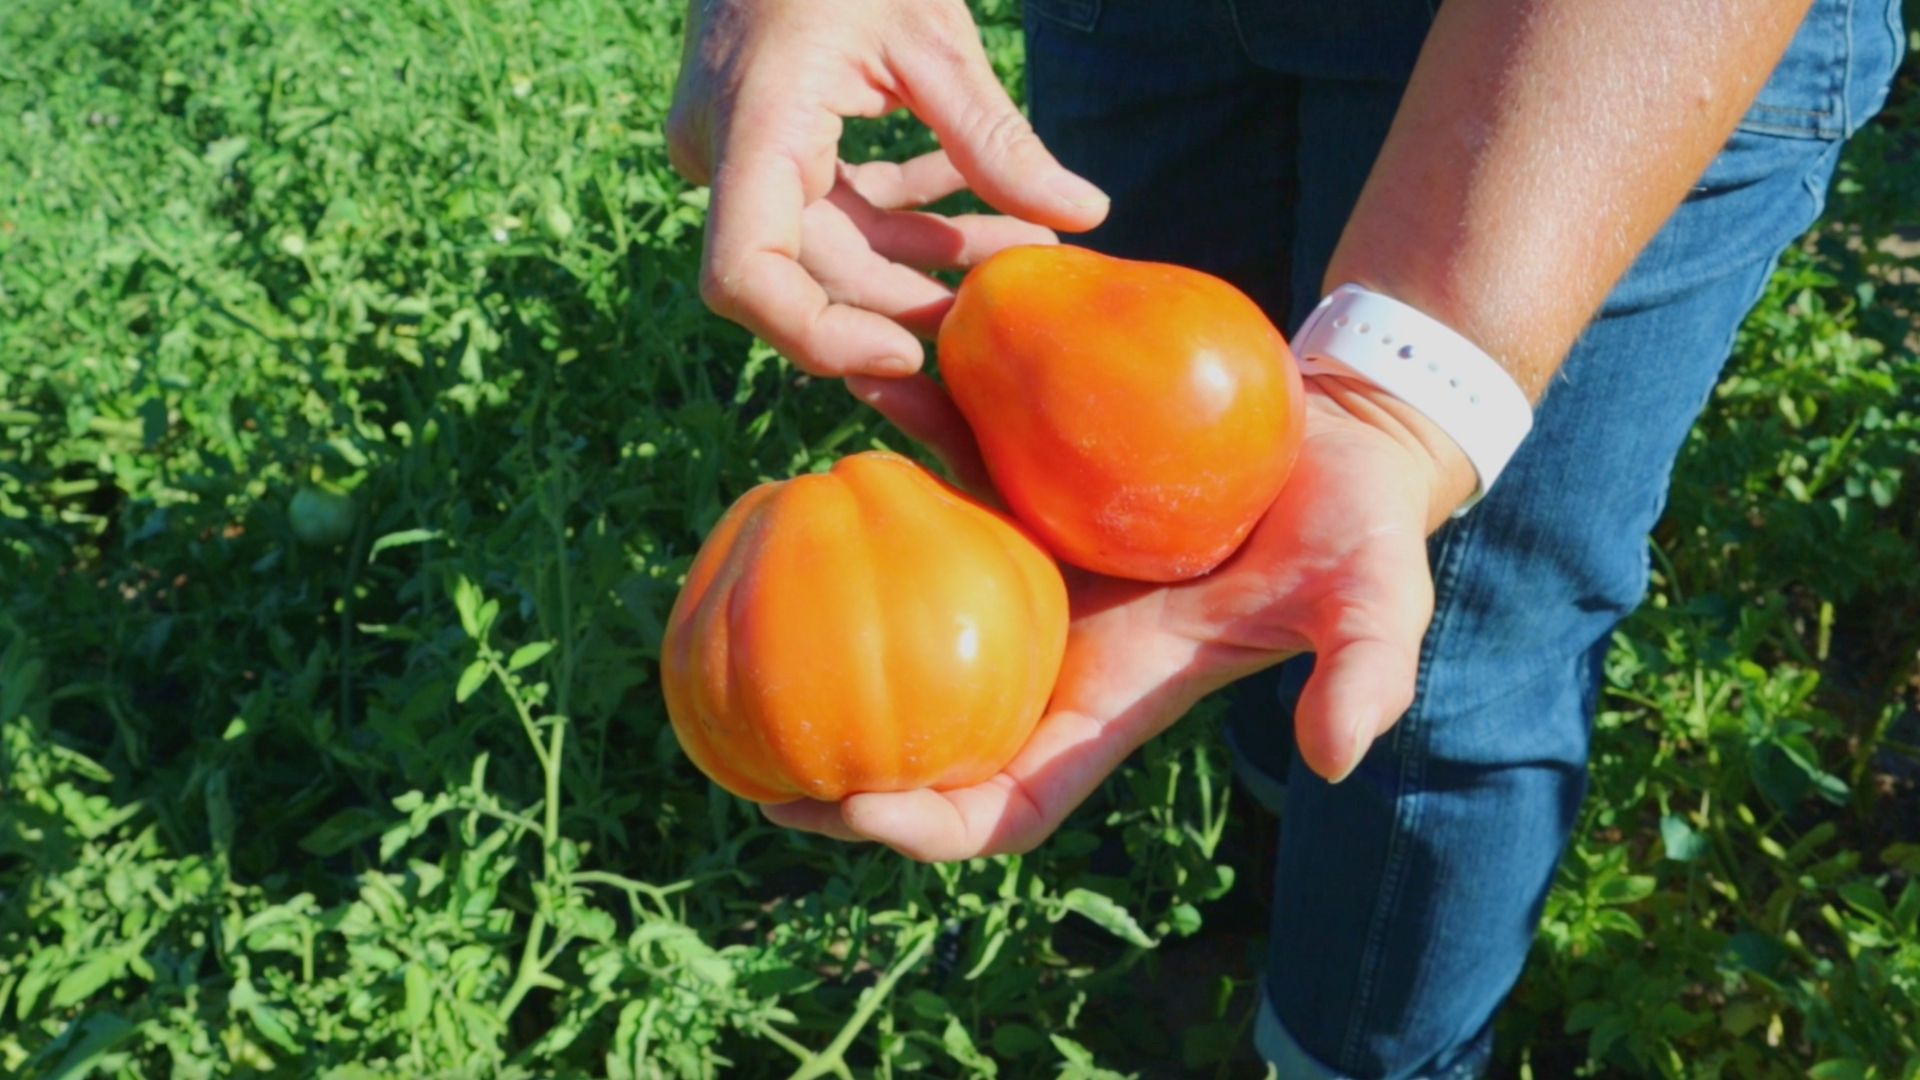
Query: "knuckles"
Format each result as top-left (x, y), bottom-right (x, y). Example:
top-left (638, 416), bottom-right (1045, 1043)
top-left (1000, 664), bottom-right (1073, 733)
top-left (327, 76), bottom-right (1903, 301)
top-left (695, 259), bottom-right (746, 321)
top-left (664, 105), bottom-right (711, 185)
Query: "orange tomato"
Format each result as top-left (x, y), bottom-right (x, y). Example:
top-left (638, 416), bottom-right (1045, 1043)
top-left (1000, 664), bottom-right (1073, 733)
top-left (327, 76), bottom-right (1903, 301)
top-left (938, 245), bottom-right (1306, 582)
top-left (661, 451), bottom-right (1069, 803)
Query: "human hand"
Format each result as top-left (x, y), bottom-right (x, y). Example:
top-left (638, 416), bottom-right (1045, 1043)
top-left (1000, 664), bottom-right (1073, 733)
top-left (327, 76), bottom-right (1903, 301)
top-left (765, 374), bottom-right (1477, 860)
top-left (665, 0), bottom-right (1110, 377)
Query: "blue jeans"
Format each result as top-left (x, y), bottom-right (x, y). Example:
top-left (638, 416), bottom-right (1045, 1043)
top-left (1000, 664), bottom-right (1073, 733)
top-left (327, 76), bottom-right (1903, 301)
top-left (1021, 2), bottom-right (1905, 1077)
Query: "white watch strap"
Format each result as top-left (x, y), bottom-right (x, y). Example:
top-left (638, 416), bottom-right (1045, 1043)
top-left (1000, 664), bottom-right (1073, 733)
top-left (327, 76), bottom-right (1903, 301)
top-left (1292, 284), bottom-right (1534, 513)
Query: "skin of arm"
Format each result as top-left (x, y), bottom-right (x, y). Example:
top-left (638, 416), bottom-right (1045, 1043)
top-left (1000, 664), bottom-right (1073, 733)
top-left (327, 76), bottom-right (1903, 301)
top-left (1328, 0), bottom-right (1816, 516)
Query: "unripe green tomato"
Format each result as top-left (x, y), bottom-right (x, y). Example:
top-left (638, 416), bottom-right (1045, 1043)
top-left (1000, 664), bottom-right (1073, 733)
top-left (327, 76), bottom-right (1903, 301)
top-left (289, 485), bottom-right (356, 548)
top-left (538, 202), bottom-right (573, 241)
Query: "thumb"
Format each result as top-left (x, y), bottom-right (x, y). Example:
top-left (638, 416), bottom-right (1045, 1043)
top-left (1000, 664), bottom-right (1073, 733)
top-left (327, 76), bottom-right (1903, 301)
top-left (890, 28), bottom-right (1109, 232)
top-left (1287, 529), bottom-right (1434, 783)
top-left (1292, 636), bottom-right (1421, 784)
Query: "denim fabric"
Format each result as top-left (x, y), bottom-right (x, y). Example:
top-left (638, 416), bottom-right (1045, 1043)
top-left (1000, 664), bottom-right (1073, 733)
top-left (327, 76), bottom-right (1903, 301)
top-left (1023, 1), bottom-right (1904, 1077)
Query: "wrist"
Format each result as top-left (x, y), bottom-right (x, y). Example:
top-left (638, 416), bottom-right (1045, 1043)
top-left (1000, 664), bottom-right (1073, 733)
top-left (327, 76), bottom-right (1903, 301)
top-left (1305, 375), bottom-right (1479, 531)
top-left (1291, 284), bottom-right (1534, 518)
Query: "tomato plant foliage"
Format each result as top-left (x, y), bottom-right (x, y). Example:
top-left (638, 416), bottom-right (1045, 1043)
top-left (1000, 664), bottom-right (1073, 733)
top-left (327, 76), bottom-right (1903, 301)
top-left (0, 0), bottom-right (1915, 1076)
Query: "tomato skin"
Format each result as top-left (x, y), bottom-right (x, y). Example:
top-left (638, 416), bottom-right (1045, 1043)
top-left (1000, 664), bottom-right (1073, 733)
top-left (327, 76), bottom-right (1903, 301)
top-left (661, 452), bottom-right (1069, 803)
top-left (938, 245), bottom-right (1306, 582)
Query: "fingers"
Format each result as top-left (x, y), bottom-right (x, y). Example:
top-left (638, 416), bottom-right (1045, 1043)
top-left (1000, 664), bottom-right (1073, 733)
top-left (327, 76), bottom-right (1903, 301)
top-left (753, 709), bottom-right (1118, 861)
top-left (760, 799), bottom-right (867, 842)
top-left (841, 707), bottom-right (1120, 861)
top-left (844, 374), bottom-right (995, 495)
top-left (754, 700), bottom-right (1126, 860)
top-left (798, 179), bottom-right (1057, 342)
top-left (841, 151), bottom-right (969, 210)
top-left (703, 149), bottom-right (926, 377)
top-left (802, 193), bottom-right (957, 338)
top-left (889, 24), bottom-right (1109, 232)
top-left (704, 153), bottom-right (1059, 374)
top-left (841, 604), bottom-right (1234, 862)
top-left (827, 176), bottom-right (1058, 271)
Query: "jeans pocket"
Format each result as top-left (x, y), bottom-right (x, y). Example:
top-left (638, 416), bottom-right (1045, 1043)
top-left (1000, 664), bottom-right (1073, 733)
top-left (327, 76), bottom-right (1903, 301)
top-left (1023, 0), bottom-right (1101, 33)
top-left (1740, 0), bottom-right (1849, 138)
top-left (1738, 0), bottom-right (1904, 139)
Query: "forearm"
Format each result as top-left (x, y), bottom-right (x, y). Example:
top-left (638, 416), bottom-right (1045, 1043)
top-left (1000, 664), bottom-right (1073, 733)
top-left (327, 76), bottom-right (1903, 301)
top-left (1328, 0), bottom-right (1813, 402)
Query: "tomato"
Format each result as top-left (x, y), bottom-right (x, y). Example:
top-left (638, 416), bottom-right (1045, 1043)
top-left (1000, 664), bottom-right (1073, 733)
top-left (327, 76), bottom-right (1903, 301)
top-left (661, 451), bottom-right (1069, 803)
top-left (937, 245), bottom-right (1306, 582)
top-left (289, 484), bottom-right (357, 548)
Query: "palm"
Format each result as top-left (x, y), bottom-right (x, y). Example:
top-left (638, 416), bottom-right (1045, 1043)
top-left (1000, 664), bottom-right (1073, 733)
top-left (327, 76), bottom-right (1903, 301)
top-left (767, 385), bottom-right (1440, 861)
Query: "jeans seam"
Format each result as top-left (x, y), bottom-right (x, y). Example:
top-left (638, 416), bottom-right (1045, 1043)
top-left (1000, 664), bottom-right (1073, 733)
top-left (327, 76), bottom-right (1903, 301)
top-left (1336, 513), bottom-right (1475, 1070)
top-left (1800, 137), bottom-right (1845, 216)
top-left (1221, 0), bottom-right (1259, 67)
top-left (1841, 0), bottom-right (1857, 135)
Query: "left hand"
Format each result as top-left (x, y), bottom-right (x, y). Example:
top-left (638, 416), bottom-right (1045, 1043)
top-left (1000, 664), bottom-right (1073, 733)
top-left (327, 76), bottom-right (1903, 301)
top-left (765, 372), bottom-right (1470, 861)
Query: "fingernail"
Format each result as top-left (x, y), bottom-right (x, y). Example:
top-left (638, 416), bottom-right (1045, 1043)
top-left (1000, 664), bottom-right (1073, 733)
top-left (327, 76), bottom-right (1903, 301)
top-left (1047, 171), bottom-right (1110, 210)
top-left (864, 357), bottom-right (916, 378)
top-left (1329, 724), bottom-right (1373, 784)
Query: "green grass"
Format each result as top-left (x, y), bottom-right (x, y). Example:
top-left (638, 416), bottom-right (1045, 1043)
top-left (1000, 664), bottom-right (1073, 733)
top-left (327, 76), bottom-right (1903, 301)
top-left (1, 0), bottom-right (1916, 1077)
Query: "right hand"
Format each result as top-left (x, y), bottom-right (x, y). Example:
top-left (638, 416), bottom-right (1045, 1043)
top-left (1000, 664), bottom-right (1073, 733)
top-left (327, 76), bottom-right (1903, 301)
top-left (665, 0), bottom-right (1111, 377)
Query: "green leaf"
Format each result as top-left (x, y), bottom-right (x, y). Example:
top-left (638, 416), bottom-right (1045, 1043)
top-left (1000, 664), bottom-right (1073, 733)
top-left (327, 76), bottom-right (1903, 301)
top-left (1893, 880), bottom-right (1920, 936)
top-left (507, 641), bottom-right (554, 672)
top-left (1750, 740), bottom-right (1813, 808)
top-left (1720, 931), bottom-right (1787, 976)
top-left (248, 1002), bottom-right (304, 1054)
top-left (452, 577), bottom-right (482, 639)
top-left (989, 1022), bottom-right (1045, 1058)
top-left (1720, 1000), bottom-right (1768, 1037)
top-left (1168, 902), bottom-right (1203, 937)
top-left (455, 660), bottom-right (490, 703)
top-left (1659, 814), bottom-right (1708, 862)
top-left (368, 528), bottom-right (443, 562)
top-left (379, 823), bottom-right (414, 865)
top-left (1058, 888), bottom-right (1156, 948)
top-left (403, 963), bottom-right (432, 1028)
top-left (742, 965), bottom-right (817, 999)
top-left (51, 951), bottom-right (125, 1009)
top-left (907, 989), bottom-right (950, 1021)
top-left (1808, 1059), bottom-right (1870, 1080)
top-left (1882, 842), bottom-right (1920, 873)
top-left (941, 1015), bottom-right (997, 1075)
top-left (475, 599), bottom-right (500, 640)
top-left (1564, 999), bottom-right (1609, 1034)
top-left (1049, 1034), bottom-right (1095, 1066)
top-left (41, 1011), bottom-right (136, 1080)
top-left (1593, 873), bottom-right (1656, 907)
top-left (1784, 820), bottom-right (1839, 865)
top-left (1836, 880), bottom-right (1890, 923)
top-left (299, 806), bottom-right (394, 856)
top-left (1181, 1021), bottom-right (1240, 1069)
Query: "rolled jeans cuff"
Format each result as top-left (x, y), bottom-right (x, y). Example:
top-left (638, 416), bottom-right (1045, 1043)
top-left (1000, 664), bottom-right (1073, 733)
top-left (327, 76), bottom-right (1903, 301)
top-left (1255, 988), bottom-right (1488, 1080)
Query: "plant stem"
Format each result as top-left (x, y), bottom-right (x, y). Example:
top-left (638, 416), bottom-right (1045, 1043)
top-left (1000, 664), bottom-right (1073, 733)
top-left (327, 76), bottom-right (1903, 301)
top-left (494, 678), bottom-right (570, 1025)
top-left (783, 923), bottom-right (936, 1080)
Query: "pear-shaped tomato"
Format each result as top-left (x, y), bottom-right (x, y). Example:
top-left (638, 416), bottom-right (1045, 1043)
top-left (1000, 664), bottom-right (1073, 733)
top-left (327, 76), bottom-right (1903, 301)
top-left (938, 245), bottom-right (1305, 582)
top-left (662, 451), bottom-right (1068, 803)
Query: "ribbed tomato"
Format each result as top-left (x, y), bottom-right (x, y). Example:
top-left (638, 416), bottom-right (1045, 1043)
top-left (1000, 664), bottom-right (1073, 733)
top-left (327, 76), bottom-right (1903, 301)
top-left (938, 245), bottom-right (1306, 582)
top-left (661, 451), bottom-right (1069, 803)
